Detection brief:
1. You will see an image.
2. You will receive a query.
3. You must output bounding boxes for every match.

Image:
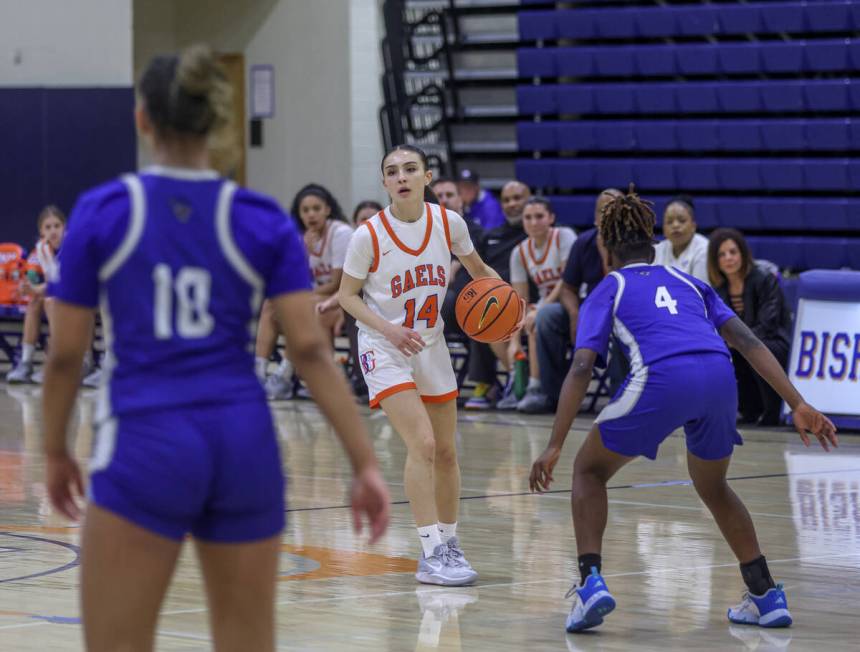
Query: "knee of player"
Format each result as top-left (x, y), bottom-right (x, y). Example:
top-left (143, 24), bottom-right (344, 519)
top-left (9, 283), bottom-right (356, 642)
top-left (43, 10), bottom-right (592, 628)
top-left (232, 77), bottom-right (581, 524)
top-left (434, 443), bottom-right (458, 469)
top-left (691, 475), bottom-right (730, 503)
top-left (410, 432), bottom-right (436, 463)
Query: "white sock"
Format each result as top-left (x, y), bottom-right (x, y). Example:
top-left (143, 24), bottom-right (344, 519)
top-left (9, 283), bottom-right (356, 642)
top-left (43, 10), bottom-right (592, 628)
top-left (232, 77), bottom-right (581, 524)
top-left (21, 343), bottom-right (35, 364)
top-left (417, 524), bottom-right (443, 557)
top-left (527, 377), bottom-right (541, 391)
top-left (277, 357), bottom-right (293, 379)
top-left (255, 356), bottom-right (268, 380)
top-left (438, 522), bottom-right (457, 543)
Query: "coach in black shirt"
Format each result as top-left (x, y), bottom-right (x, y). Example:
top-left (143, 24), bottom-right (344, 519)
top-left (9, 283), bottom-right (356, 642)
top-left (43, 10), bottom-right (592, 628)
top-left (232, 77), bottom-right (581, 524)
top-left (518, 189), bottom-right (621, 413)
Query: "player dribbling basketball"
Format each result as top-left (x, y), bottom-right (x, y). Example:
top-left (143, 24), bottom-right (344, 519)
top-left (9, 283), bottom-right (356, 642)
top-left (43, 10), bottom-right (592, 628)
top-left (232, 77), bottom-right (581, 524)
top-left (338, 145), bottom-right (523, 585)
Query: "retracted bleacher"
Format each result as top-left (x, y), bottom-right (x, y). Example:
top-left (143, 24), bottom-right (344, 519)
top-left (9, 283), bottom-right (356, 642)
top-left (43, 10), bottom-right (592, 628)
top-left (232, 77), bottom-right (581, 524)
top-left (515, 0), bottom-right (860, 271)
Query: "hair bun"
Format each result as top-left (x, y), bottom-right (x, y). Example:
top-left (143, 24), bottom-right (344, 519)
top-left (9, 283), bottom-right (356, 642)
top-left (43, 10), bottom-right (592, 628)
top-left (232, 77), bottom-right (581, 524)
top-left (176, 44), bottom-right (219, 97)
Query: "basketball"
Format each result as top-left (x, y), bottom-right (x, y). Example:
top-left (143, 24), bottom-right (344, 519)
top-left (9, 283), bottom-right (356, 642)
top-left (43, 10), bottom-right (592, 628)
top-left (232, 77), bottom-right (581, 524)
top-left (455, 278), bottom-right (522, 343)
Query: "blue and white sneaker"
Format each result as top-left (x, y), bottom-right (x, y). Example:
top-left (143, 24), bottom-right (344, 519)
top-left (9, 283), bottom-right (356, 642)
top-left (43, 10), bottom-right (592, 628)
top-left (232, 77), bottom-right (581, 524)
top-left (565, 568), bottom-right (616, 633)
top-left (728, 585), bottom-right (792, 628)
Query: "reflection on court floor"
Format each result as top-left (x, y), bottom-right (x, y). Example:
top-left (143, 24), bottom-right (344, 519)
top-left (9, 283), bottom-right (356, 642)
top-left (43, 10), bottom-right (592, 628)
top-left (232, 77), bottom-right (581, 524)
top-left (1, 386), bottom-right (859, 650)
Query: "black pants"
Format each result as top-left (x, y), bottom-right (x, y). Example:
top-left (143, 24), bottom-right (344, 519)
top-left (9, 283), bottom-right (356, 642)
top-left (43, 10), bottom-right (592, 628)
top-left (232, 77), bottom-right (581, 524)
top-left (345, 313), bottom-right (367, 394)
top-left (731, 341), bottom-right (788, 423)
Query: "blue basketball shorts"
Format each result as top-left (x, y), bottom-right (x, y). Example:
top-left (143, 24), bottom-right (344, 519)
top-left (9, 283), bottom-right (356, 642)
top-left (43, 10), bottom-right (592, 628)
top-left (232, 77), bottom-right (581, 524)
top-left (88, 399), bottom-right (285, 542)
top-left (596, 352), bottom-right (743, 461)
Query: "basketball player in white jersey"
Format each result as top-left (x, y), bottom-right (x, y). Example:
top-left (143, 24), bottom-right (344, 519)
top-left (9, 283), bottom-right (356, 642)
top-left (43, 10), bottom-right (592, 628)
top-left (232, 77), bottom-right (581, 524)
top-left (339, 145), bottom-right (523, 585)
top-left (502, 197), bottom-right (576, 409)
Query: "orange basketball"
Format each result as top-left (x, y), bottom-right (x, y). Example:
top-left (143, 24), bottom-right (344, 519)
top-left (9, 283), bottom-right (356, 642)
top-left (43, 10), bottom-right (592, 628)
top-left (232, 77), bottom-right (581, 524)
top-left (455, 278), bottom-right (522, 343)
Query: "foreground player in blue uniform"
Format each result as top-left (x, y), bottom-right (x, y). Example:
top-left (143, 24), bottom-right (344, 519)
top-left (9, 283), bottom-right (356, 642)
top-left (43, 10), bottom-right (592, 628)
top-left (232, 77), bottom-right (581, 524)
top-left (41, 45), bottom-right (389, 651)
top-left (530, 185), bottom-right (837, 633)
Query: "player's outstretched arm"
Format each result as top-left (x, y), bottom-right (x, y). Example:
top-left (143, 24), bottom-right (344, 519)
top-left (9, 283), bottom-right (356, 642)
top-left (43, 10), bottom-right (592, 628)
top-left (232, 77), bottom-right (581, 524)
top-left (530, 348), bottom-right (597, 493)
top-left (720, 317), bottom-right (838, 451)
top-left (273, 291), bottom-right (390, 543)
top-left (42, 301), bottom-right (93, 521)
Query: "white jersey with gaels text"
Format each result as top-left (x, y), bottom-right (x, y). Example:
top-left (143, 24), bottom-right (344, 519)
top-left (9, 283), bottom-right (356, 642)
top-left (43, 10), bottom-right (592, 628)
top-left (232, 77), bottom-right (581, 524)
top-left (343, 202), bottom-right (474, 344)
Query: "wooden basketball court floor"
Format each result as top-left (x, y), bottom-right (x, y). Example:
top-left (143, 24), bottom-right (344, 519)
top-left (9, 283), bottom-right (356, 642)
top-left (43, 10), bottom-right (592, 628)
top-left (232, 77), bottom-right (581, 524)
top-left (0, 384), bottom-right (858, 651)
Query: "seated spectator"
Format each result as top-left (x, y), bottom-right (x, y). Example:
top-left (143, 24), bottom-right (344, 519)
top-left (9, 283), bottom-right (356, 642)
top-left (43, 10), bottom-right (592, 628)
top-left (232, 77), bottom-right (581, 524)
top-left (7, 206), bottom-right (66, 384)
top-left (457, 169), bottom-right (505, 230)
top-left (653, 195), bottom-right (710, 284)
top-left (500, 198), bottom-right (576, 410)
top-left (258, 184), bottom-right (352, 400)
top-left (433, 178), bottom-right (484, 338)
top-left (709, 228), bottom-right (792, 426)
top-left (521, 189), bottom-right (622, 414)
top-left (464, 180), bottom-right (531, 409)
top-left (352, 200), bottom-right (383, 227)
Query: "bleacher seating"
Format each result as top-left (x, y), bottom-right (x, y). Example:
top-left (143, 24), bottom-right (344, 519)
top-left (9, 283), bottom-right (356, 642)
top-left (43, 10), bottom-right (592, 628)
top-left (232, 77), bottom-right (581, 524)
top-left (516, 158), bottom-right (857, 192)
top-left (514, 0), bottom-right (859, 272)
top-left (520, 2), bottom-right (859, 40)
top-left (517, 79), bottom-right (859, 115)
top-left (518, 119), bottom-right (858, 152)
top-left (518, 39), bottom-right (857, 78)
top-left (549, 196), bottom-right (859, 233)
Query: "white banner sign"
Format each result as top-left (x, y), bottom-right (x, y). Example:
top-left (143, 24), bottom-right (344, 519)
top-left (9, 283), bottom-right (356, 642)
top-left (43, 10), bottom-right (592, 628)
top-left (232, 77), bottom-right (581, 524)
top-left (787, 299), bottom-right (860, 416)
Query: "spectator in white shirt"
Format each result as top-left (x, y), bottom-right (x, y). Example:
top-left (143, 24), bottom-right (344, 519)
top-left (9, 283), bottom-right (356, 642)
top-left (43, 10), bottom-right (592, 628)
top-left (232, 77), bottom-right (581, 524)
top-left (653, 195), bottom-right (710, 284)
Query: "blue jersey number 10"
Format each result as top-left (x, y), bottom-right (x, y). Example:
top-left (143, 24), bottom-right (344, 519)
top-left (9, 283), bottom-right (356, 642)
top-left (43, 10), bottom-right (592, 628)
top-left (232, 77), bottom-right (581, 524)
top-left (153, 264), bottom-right (215, 339)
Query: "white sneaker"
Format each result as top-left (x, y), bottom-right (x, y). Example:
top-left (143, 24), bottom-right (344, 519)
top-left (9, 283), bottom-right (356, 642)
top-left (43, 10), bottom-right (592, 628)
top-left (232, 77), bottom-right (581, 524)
top-left (415, 543), bottom-right (478, 586)
top-left (264, 374), bottom-right (293, 400)
top-left (30, 368), bottom-right (44, 384)
top-left (445, 537), bottom-right (479, 580)
top-left (6, 360), bottom-right (33, 384)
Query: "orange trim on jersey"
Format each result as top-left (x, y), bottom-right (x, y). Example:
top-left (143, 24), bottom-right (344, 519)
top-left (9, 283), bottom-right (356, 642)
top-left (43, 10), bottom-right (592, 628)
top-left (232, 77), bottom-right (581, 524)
top-left (440, 204), bottom-right (452, 252)
top-left (527, 227), bottom-right (555, 266)
top-left (554, 227), bottom-right (561, 253)
top-left (517, 242), bottom-right (529, 277)
top-left (308, 221), bottom-right (330, 258)
top-left (369, 382), bottom-right (418, 409)
top-left (379, 203), bottom-right (433, 257)
top-left (363, 220), bottom-right (381, 273)
top-left (421, 389), bottom-right (459, 404)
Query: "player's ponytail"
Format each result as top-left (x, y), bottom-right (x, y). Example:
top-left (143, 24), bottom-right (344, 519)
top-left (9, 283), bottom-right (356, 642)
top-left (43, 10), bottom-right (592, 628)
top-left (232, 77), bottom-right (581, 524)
top-left (140, 44), bottom-right (232, 139)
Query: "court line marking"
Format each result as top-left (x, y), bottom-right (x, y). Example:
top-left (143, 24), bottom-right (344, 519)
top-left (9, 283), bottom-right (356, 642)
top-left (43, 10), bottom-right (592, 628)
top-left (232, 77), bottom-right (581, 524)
top-left (283, 466), bottom-right (860, 514)
top-left (605, 497), bottom-right (794, 519)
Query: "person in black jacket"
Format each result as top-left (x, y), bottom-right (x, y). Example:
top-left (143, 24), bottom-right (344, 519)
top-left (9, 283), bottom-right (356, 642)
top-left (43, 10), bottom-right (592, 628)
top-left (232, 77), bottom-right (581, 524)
top-left (708, 228), bottom-right (792, 426)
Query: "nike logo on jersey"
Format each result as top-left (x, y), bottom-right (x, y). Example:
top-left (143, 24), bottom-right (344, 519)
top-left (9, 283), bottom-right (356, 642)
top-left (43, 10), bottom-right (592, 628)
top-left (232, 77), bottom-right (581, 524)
top-left (478, 296), bottom-right (500, 329)
top-left (420, 533), bottom-right (430, 538)
top-left (487, 239), bottom-right (501, 245)
top-left (382, 250), bottom-right (392, 256)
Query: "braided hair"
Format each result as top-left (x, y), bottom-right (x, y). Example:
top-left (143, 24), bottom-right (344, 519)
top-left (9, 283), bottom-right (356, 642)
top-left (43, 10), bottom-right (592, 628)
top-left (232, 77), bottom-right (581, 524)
top-left (598, 183), bottom-right (657, 263)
